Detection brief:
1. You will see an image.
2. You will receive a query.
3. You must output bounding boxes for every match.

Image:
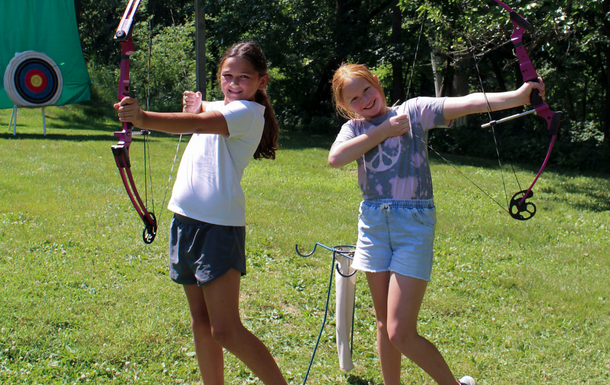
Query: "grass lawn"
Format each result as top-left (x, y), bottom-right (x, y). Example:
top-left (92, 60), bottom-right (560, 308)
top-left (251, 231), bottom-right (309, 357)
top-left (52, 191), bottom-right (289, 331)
top-left (0, 105), bottom-right (609, 384)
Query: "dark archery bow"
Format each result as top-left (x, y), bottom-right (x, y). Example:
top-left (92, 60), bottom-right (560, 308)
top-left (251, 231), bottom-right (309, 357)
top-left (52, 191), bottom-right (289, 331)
top-left (481, 0), bottom-right (563, 220)
top-left (111, 0), bottom-right (158, 243)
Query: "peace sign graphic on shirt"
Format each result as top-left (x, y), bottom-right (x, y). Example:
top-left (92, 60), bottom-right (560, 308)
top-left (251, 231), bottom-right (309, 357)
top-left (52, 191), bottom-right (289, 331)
top-left (364, 136), bottom-right (402, 172)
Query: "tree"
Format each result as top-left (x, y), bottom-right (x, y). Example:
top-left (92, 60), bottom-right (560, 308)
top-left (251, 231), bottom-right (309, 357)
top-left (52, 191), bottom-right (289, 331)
top-left (75, 0), bottom-right (610, 171)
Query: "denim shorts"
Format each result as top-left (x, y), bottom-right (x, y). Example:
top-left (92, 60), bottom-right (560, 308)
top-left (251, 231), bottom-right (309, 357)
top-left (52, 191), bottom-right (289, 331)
top-left (352, 199), bottom-right (436, 281)
top-left (169, 214), bottom-right (246, 286)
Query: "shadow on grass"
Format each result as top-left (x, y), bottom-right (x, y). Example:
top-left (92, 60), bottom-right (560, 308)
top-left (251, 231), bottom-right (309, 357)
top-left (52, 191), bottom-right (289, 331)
top-left (277, 130), bottom-right (610, 214)
top-left (1, 97), bottom-right (180, 142)
top-left (346, 374), bottom-right (379, 385)
top-left (1, 104), bottom-right (180, 144)
top-left (6, 105), bottom-right (609, 213)
top-left (278, 130), bottom-right (335, 150)
top-left (544, 179), bottom-right (610, 212)
top-left (437, 155), bottom-right (610, 213)
top-left (0, 131), bottom-right (177, 143)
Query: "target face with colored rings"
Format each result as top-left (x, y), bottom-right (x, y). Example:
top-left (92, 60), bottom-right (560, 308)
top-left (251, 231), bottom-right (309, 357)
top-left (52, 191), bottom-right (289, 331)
top-left (3, 51), bottom-right (63, 107)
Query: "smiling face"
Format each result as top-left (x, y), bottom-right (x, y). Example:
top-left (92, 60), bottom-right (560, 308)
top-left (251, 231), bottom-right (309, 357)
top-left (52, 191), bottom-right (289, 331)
top-left (341, 76), bottom-right (386, 120)
top-left (219, 57), bottom-right (268, 104)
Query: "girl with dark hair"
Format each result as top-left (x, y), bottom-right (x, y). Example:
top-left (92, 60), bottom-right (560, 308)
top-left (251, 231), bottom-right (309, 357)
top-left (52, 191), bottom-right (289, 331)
top-left (115, 41), bottom-right (286, 385)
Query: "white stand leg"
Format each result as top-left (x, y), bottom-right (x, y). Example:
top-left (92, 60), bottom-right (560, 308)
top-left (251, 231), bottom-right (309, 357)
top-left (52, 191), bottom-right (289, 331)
top-left (335, 253), bottom-right (357, 372)
top-left (9, 105), bottom-right (17, 135)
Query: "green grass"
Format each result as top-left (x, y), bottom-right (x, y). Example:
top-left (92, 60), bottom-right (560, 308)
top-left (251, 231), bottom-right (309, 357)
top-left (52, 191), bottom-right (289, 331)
top-left (1, 105), bottom-right (609, 384)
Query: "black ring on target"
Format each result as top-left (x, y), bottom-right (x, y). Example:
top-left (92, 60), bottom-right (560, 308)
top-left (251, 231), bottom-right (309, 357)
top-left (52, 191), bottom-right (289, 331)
top-left (14, 58), bottom-right (59, 105)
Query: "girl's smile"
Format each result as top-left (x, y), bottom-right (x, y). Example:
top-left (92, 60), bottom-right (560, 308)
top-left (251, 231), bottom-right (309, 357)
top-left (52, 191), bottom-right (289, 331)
top-left (220, 57), bottom-right (268, 104)
top-left (342, 77), bottom-right (386, 119)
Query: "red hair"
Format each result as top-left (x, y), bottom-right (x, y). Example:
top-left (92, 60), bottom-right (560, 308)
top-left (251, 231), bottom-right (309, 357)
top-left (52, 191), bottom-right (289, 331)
top-left (331, 63), bottom-right (387, 120)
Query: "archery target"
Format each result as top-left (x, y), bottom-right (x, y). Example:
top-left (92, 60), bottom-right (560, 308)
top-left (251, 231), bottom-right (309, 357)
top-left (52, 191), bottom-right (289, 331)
top-left (3, 51), bottom-right (63, 107)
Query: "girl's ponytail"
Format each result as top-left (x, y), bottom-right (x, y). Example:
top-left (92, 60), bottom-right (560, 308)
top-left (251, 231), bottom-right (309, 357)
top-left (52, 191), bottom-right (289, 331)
top-left (254, 88), bottom-right (279, 160)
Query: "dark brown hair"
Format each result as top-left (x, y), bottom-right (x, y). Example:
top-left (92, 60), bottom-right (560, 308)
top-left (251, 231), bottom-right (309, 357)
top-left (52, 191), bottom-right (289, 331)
top-left (217, 41), bottom-right (279, 160)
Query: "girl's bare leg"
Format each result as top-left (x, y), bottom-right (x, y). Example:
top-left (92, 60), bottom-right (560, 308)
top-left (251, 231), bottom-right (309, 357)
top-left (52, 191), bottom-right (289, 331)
top-left (184, 284), bottom-right (225, 385)
top-left (386, 272), bottom-right (456, 385)
top-left (366, 271), bottom-right (402, 385)
top-left (198, 268), bottom-right (287, 385)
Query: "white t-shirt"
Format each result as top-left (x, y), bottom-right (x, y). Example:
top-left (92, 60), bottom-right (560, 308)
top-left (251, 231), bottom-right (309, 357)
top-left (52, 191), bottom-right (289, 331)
top-left (167, 100), bottom-right (265, 226)
top-left (332, 97), bottom-right (452, 200)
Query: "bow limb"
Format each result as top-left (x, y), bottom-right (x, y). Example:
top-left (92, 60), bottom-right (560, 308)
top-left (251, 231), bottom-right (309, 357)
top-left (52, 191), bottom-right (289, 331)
top-left (487, 0), bottom-right (563, 220)
top-left (111, 0), bottom-right (158, 243)
top-left (111, 129), bottom-right (157, 244)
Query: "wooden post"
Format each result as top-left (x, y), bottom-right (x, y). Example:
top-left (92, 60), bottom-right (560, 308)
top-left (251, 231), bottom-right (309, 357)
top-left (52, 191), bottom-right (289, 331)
top-left (195, 0), bottom-right (206, 99)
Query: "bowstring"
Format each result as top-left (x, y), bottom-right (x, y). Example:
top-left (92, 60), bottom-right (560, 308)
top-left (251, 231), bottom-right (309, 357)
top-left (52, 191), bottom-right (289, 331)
top-left (404, 10), bottom-right (514, 214)
top-left (158, 8), bottom-right (189, 227)
top-left (126, 14), bottom-right (157, 224)
top-left (465, 36), bottom-right (511, 210)
top-left (412, 132), bottom-right (510, 214)
top-left (143, 130), bottom-right (154, 216)
top-left (405, 10), bottom-right (426, 101)
top-left (466, 18), bottom-right (528, 206)
top-left (144, 17), bottom-right (155, 215)
top-left (140, 16), bottom-right (155, 218)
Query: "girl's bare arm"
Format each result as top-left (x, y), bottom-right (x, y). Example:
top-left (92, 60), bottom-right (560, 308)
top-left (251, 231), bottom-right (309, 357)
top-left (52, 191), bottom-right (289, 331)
top-left (329, 114), bottom-right (409, 168)
top-left (115, 96), bottom-right (229, 136)
top-left (443, 79), bottom-right (546, 121)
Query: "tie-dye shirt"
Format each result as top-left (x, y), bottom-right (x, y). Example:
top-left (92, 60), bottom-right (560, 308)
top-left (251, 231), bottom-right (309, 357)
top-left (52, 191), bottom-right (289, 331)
top-left (332, 97), bottom-right (452, 200)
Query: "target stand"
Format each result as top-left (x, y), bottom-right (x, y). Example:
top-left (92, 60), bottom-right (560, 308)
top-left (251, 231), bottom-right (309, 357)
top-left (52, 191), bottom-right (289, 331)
top-left (4, 51), bottom-right (63, 135)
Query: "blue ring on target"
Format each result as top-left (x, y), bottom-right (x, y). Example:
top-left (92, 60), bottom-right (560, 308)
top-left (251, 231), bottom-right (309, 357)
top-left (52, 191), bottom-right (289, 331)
top-left (15, 58), bottom-right (59, 104)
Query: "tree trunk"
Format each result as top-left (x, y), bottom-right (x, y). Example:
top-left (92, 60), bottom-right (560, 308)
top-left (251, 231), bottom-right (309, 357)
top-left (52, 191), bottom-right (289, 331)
top-left (441, 55), bottom-right (453, 97)
top-left (308, 0), bottom-right (350, 113)
top-left (489, 54), bottom-right (507, 92)
top-left (602, 0), bottom-right (610, 140)
top-left (430, 47), bottom-right (444, 98)
top-left (309, 0), bottom-right (392, 114)
top-left (582, 75), bottom-right (587, 122)
top-left (452, 55), bottom-right (469, 96)
top-left (195, 0), bottom-right (206, 98)
top-left (452, 53), bottom-right (469, 126)
top-left (390, 0), bottom-right (404, 104)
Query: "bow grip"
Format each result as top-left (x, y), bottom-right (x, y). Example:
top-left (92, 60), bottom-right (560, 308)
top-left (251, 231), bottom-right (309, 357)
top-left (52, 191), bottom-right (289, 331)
top-left (528, 79), bottom-right (543, 106)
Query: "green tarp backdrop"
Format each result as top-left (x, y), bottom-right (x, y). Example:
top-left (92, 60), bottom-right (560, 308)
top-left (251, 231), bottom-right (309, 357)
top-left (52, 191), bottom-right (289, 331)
top-left (0, 0), bottom-right (90, 109)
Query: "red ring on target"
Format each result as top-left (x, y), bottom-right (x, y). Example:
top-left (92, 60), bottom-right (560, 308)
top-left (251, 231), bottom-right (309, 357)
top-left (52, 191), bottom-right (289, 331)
top-left (25, 69), bottom-right (48, 93)
top-left (3, 51), bottom-right (63, 107)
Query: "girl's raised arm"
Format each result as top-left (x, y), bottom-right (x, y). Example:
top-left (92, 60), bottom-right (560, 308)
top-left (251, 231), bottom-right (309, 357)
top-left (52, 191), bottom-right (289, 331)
top-left (115, 96), bottom-right (229, 136)
top-left (443, 79), bottom-right (545, 121)
top-left (329, 114), bottom-right (410, 168)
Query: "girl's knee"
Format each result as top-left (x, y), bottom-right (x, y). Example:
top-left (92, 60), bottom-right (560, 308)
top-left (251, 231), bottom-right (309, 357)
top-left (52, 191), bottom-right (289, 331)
top-left (209, 321), bottom-right (245, 347)
top-left (190, 316), bottom-right (214, 344)
top-left (387, 324), bottom-right (418, 349)
top-left (375, 318), bottom-right (388, 332)
top-left (190, 311), bottom-right (212, 330)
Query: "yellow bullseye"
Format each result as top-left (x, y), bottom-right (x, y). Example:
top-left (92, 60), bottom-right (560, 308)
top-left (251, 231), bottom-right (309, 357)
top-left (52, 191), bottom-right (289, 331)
top-left (30, 75), bottom-right (43, 88)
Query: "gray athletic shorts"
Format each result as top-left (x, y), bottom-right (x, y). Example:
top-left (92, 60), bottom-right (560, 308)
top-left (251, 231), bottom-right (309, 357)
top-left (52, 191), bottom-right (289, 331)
top-left (169, 214), bottom-right (246, 286)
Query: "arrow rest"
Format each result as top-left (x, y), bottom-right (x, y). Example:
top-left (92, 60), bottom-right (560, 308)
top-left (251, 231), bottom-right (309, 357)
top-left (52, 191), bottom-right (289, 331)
top-left (509, 190), bottom-right (536, 220)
